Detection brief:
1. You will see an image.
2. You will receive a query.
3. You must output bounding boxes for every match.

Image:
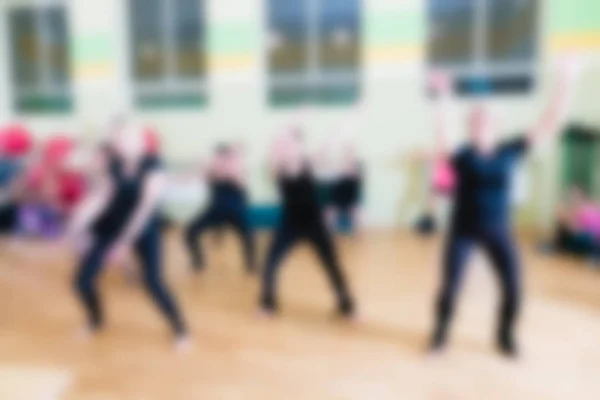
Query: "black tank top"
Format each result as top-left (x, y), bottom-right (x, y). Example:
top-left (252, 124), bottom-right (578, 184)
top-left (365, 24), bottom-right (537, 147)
top-left (209, 178), bottom-right (245, 206)
top-left (278, 164), bottom-right (322, 227)
top-left (331, 162), bottom-right (363, 206)
top-left (92, 154), bottom-right (161, 238)
top-left (332, 175), bottom-right (362, 206)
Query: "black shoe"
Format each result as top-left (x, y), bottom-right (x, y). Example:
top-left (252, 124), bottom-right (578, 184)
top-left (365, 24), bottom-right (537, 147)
top-left (497, 334), bottom-right (519, 359)
top-left (260, 295), bottom-right (277, 313)
top-left (414, 214), bottom-right (437, 236)
top-left (338, 297), bottom-right (356, 318)
top-left (428, 322), bottom-right (450, 352)
top-left (429, 331), bottom-right (447, 353)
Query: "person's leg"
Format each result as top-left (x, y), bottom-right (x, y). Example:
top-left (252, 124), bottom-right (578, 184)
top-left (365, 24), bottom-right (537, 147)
top-left (307, 225), bottom-right (355, 316)
top-left (431, 232), bottom-right (473, 350)
top-left (480, 229), bottom-right (522, 356)
top-left (136, 222), bottom-right (187, 336)
top-left (73, 239), bottom-right (111, 331)
top-left (183, 207), bottom-right (220, 270)
top-left (260, 226), bottom-right (297, 313)
top-left (228, 207), bottom-right (256, 273)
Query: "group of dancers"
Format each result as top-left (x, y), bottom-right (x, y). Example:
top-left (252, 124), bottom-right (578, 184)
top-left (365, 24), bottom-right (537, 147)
top-left (63, 120), bottom-right (363, 350)
top-left (55, 60), bottom-right (583, 357)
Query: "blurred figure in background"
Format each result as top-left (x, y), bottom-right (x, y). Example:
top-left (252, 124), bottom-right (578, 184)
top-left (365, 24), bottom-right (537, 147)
top-left (325, 141), bottom-right (364, 236)
top-left (259, 128), bottom-right (356, 318)
top-left (551, 186), bottom-right (600, 262)
top-left (66, 120), bottom-right (188, 349)
top-left (11, 136), bottom-right (82, 239)
top-left (184, 143), bottom-right (255, 273)
top-left (0, 124), bottom-right (32, 235)
top-left (428, 61), bottom-right (582, 358)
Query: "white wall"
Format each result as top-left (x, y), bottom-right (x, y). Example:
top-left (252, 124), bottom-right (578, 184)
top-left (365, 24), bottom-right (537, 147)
top-left (1, 0), bottom-right (599, 230)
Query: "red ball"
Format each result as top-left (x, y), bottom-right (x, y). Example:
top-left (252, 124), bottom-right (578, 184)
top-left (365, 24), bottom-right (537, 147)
top-left (144, 127), bottom-right (160, 155)
top-left (57, 170), bottom-right (86, 210)
top-left (0, 124), bottom-right (33, 156)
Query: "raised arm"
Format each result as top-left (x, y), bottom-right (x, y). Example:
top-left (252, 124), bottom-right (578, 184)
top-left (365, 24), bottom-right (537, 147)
top-left (429, 71), bottom-right (455, 161)
top-left (268, 134), bottom-right (286, 178)
top-left (527, 60), bottom-right (583, 146)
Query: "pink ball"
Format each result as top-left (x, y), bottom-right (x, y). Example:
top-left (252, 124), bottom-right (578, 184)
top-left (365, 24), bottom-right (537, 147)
top-left (0, 124), bottom-right (33, 156)
top-left (433, 159), bottom-right (456, 194)
top-left (43, 136), bottom-right (75, 166)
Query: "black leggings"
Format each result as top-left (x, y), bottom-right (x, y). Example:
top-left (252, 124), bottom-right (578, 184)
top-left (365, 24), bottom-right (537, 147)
top-left (184, 204), bottom-right (254, 271)
top-left (74, 222), bottom-right (186, 335)
top-left (260, 223), bottom-right (354, 314)
top-left (433, 227), bottom-right (521, 346)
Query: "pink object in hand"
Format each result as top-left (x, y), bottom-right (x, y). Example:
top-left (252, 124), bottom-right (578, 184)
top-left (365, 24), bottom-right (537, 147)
top-left (576, 205), bottom-right (600, 238)
top-left (432, 159), bottom-right (456, 194)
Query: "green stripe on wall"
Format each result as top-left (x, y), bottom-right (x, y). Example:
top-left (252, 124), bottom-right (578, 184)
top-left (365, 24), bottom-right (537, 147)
top-left (365, 11), bottom-right (424, 45)
top-left (68, 3), bottom-right (600, 67)
top-left (208, 22), bottom-right (260, 54)
top-left (548, 0), bottom-right (600, 33)
top-left (72, 34), bottom-right (116, 63)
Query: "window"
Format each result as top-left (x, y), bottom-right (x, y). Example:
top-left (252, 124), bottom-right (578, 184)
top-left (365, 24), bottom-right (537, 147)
top-left (8, 2), bottom-right (72, 113)
top-left (267, 0), bottom-right (361, 107)
top-left (128, 0), bottom-right (206, 109)
top-left (428, 0), bottom-right (539, 95)
top-left (561, 126), bottom-right (600, 198)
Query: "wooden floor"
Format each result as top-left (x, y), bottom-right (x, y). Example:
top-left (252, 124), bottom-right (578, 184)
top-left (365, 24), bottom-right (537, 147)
top-left (1, 230), bottom-right (600, 399)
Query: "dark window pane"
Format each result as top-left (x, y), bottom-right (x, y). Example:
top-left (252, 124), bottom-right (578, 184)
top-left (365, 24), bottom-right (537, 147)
top-left (486, 0), bottom-right (538, 63)
top-left (9, 9), bottom-right (40, 88)
top-left (173, 0), bottom-right (204, 78)
top-left (428, 0), bottom-right (475, 67)
top-left (130, 0), bottom-right (165, 81)
top-left (317, 0), bottom-right (360, 74)
top-left (45, 7), bottom-right (70, 86)
top-left (268, 0), bottom-right (308, 74)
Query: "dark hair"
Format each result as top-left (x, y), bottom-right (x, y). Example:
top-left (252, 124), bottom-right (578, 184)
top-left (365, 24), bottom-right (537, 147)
top-left (215, 143), bottom-right (232, 155)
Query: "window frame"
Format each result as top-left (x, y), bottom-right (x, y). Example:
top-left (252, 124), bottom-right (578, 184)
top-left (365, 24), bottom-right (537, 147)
top-left (126, 0), bottom-right (208, 110)
top-left (6, 0), bottom-right (72, 114)
top-left (427, 0), bottom-right (541, 96)
top-left (266, 0), bottom-right (362, 107)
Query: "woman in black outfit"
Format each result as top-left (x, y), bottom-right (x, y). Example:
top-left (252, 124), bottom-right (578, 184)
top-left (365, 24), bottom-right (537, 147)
top-left (428, 62), bottom-right (581, 358)
top-left (184, 144), bottom-right (255, 273)
top-left (66, 122), bottom-right (188, 349)
top-left (327, 143), bottom-right (363, 235)
top-left (259, 129), bottom-right (356, 317)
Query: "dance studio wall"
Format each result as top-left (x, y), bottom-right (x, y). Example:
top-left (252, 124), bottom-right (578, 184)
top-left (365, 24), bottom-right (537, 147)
top-left (0, 0), bottom-right (599, 230)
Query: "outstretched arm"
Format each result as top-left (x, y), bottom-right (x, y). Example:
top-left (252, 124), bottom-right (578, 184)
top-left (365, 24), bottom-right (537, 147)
top-left (429, 71), bottom-right (456, 161)
top-left (268, 133), bottom-right (288, 178)
top-left (527, 60), bottom-right (583, 146)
